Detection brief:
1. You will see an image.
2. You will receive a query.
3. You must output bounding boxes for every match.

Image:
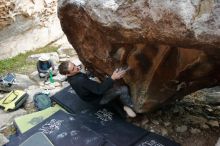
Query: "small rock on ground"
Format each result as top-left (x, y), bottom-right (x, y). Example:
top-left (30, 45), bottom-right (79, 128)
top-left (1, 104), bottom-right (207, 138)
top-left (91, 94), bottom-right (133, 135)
top-left (0, 133), bottom-right (9, 146)
top-left (175, 125), bottom-right (188, 133)
top-left (0, 109), bottom-right (27, 128)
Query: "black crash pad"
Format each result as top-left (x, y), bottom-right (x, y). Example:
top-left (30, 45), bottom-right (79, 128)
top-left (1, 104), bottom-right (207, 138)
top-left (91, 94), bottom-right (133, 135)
top-left (51, 86), bottom-right (127, 117)
top-left (50, 86), bottom-right (180, 146)
top-left (8, 109), bottom-right (180, 146)
top-left (6, 110), bottom-right (115, 146)
top-left (134, 132), bottom-right (180, 146)
top-left (50, 86), bottom-right (96, 113)
top-left (51, 86), bottom-right (148, 146)
top-left (76, 108), bottom-right (148, 146)
top-left (14, 86), bottom-right (180, 146)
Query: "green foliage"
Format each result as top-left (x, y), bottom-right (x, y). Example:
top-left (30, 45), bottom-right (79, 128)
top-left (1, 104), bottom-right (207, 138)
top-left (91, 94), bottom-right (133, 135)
top-left (0, 46), bottom-right (58, 75)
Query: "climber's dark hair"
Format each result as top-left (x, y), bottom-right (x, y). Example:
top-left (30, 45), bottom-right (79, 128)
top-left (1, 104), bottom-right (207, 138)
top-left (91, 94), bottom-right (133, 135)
top-left (58, 61), bottom-right (70, 75)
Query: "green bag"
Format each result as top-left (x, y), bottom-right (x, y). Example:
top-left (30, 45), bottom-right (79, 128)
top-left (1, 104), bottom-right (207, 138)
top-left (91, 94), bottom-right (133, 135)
top-left (0, 90), bottom-right (28, 111)
top-left (33, 92), bottom-right (51, 110)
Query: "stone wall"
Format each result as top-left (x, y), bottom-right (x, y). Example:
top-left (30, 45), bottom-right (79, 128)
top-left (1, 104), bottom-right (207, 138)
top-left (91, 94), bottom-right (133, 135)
top-left (0, 0), bottom-right (64, 60)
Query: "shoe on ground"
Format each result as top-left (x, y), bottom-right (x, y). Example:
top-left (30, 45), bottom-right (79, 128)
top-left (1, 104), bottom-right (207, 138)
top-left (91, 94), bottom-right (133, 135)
top-left (123, 106), bottom-right (136, 118)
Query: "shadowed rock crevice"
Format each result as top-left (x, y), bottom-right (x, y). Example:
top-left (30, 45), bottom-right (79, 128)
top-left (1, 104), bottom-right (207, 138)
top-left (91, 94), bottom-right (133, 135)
top-left (58, 0), bottom-right (220, 113)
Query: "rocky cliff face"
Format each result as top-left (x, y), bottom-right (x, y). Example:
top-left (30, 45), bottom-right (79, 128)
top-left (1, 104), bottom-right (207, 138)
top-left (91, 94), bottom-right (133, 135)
top-left (58, 0), bottom-right (220, 113)
top-left (0, 0), bottom-right (64, 59)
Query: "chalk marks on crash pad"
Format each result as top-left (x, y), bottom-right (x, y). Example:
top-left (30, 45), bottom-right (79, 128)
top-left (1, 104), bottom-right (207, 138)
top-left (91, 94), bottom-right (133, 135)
top-left (56, 132), bottom-right (68, 139)
top-left (39, 119), bottom-right (64, 134)
top-left (70, 130), bottom-right (80, 143)
top-left (95, 108), bottom-right (113, 122)
top-left (69, 116), bottom-right (75, 121)
top-left (85, 137), bottom-right (99, 144)
top-left (136, 139), bottom-right (164, 146)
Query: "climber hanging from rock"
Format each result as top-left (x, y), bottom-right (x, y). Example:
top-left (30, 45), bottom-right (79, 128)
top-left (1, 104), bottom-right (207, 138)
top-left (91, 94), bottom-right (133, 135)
top-left (58, 61), bottom-right (136, 118)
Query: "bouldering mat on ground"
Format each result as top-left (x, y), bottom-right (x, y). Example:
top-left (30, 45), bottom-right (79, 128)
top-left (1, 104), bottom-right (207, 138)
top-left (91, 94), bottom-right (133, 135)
top-left (19, 132), bottom-right (54, 146)
top-left (76, 108), bottom-right (148, 146)
top-left (6, 108), bottom-right (180, 146)
top-left (50, 86), bottom-right (96, 113)
top-left (14, 105), bottom-right (64, 134)
top-left (50, 86), bottom-right (132, 118)
top-left (7, 110), bottom-right (115, 146)
top-left (8, 85), bottom-right (180, 146)
top-left (48, 86), bottom-right (180, 146)
top-left (50, 86), bottom-right (148, 145)
top-left (134, 132), bottom-right (180, 146)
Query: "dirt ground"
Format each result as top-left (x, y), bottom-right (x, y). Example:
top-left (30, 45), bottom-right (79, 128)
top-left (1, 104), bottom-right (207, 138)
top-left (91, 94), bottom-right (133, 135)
top-left (129, 90), bottom-right (220, 146)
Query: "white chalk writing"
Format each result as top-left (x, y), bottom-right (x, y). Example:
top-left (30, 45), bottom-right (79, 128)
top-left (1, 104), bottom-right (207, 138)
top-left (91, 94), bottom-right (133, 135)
top-left (68, 88), bottom-right (75, 94)
top-left (70, 130), bottom-right (79, 136)
top-left (138, 140), bottom-right (164, 146)
top-left (86, 137), bottom-right (99, 144)
top-left (70, 130), bottom-right (80, 142)
top-left (57, 132), bottom-right (68, 139)
top-left (81, 109), bottom-right (89, 114)
top-left (69, 116), bottom-right (75, 121)
top-left (95, 109), bottom-right (113, 122)
top-left (81, 126), bottom-right (92, 132)
top-left (39, 119), bottom-right (64, 134)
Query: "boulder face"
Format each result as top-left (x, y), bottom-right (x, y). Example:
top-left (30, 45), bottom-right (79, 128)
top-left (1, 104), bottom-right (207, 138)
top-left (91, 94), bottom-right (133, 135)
top-left (0, 0), bottom-right (64, 60)
top-left (58, 0), bottom-right (220, 113)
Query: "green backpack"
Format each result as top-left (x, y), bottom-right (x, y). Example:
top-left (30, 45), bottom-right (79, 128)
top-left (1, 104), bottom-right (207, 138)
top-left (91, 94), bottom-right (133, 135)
top-left (33, 92), bottom-right (51, 110)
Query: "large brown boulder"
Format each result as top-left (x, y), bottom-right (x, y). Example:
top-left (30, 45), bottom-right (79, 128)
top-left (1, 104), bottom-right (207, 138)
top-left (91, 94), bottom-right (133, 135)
top-left (58, 0), bottom-right (220, 113)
